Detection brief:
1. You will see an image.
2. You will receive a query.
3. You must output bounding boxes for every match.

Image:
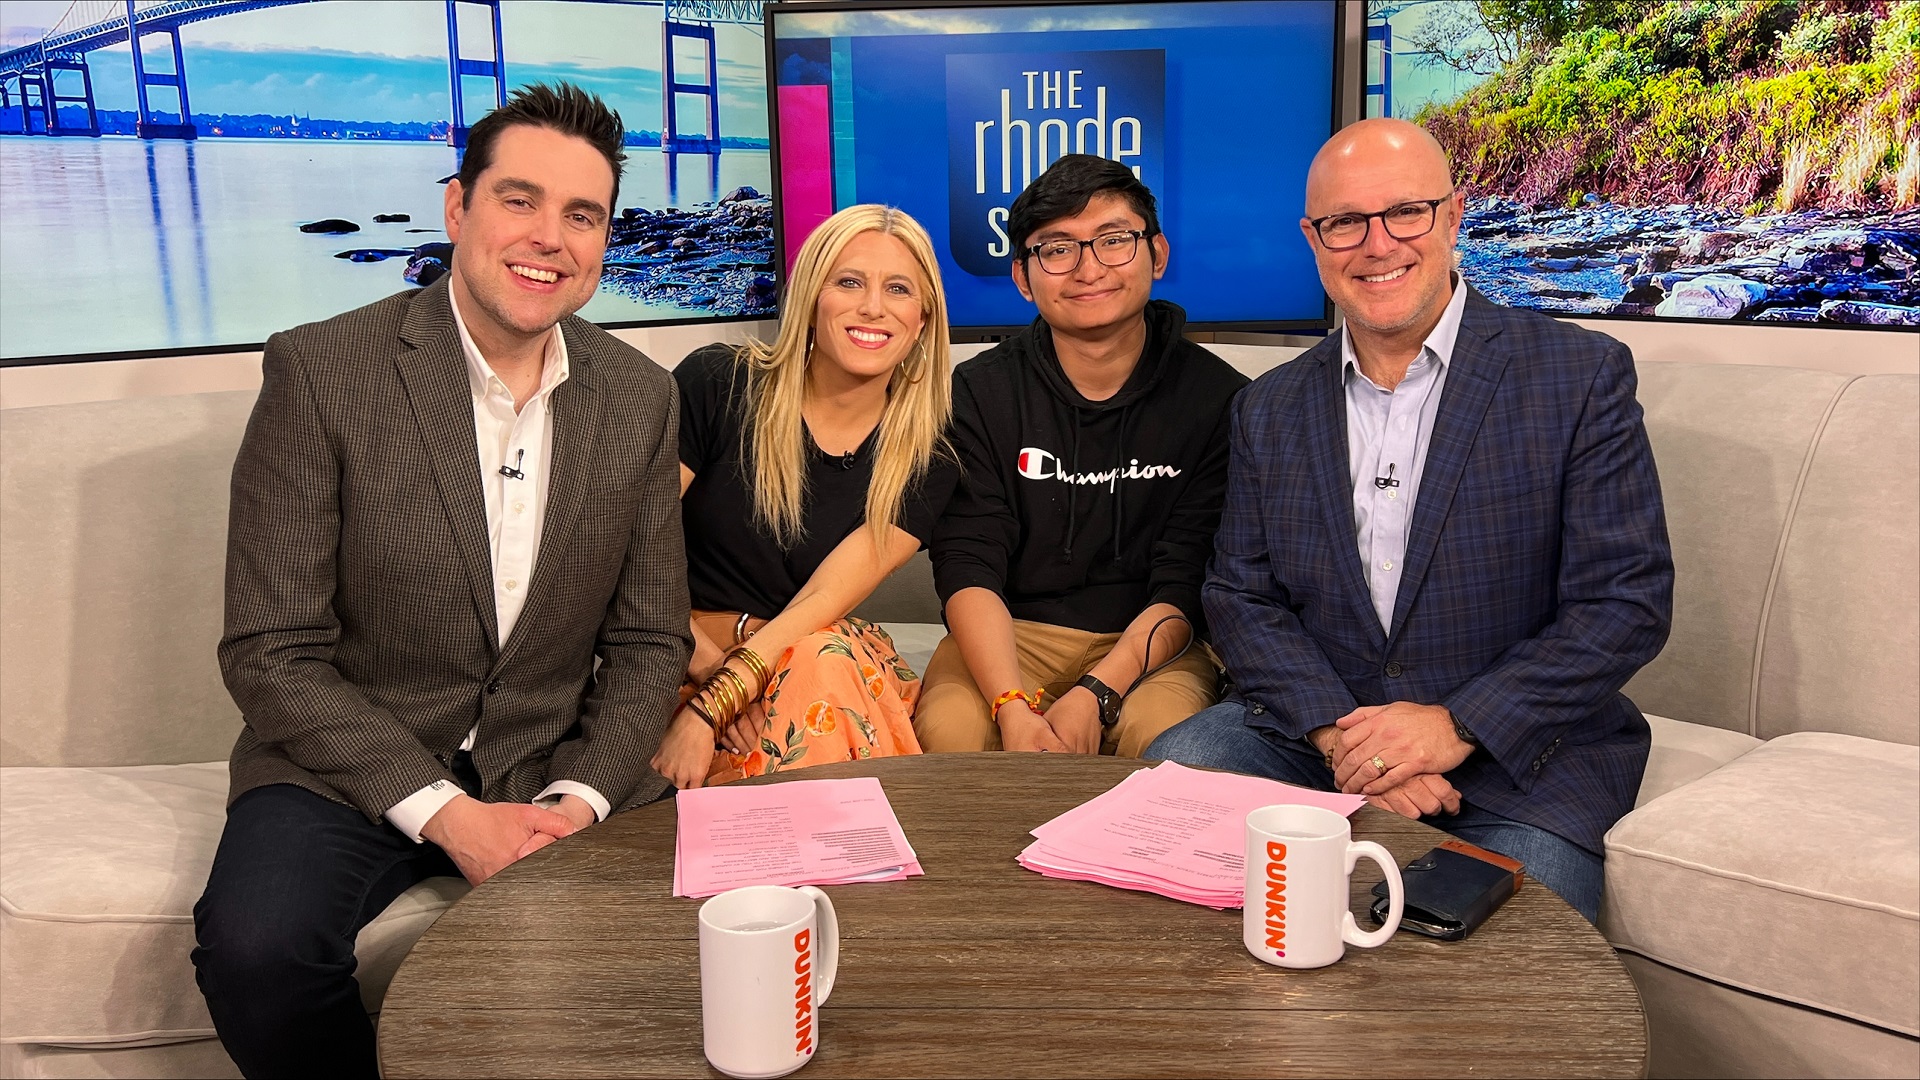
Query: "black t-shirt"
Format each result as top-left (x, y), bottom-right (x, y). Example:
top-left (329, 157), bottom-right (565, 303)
top-left (676, 344), bottom-right (959, 617)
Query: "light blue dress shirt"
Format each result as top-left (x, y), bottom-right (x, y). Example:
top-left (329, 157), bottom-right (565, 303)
top-left (1343, 277), bottom-right (1470, 631)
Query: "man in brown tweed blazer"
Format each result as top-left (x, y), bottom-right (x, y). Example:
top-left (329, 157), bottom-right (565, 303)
top-left (191, 84), bottom-right (691, 1079)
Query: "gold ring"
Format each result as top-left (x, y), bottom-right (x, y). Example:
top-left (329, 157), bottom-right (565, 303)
top-left (1370, 755), bottom-right (1388, 774)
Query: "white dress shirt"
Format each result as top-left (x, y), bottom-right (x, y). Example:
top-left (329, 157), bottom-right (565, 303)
top-left (1343, 276), bottom-right (1469, 631)
top-left (385, 291), bottom-right (611, 842)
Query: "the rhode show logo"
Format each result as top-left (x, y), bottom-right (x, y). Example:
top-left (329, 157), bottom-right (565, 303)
top-left (946, 49), bottom-right (1165, 277)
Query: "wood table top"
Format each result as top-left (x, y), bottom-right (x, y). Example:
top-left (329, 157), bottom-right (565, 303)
top-left (378, 754), bottom-right (1646, 1078)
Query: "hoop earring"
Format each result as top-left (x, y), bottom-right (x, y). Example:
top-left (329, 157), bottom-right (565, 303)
top-left (900, 340), bottom-right (929, 386)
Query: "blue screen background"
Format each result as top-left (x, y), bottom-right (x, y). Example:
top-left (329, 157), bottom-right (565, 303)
top-left (776, 1), bottom-right (1338, 329)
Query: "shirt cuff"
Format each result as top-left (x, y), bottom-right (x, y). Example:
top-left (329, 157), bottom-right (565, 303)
top-left (534, 780), bottom-right (610, 823)
top-left (387, 779), bottom-right (465, 844)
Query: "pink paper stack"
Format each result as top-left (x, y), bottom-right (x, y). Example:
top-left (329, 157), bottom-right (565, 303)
top-left (1018, 761), bottom-right (1366, 908)
top-left (674, 776), bottom-right (924, 899)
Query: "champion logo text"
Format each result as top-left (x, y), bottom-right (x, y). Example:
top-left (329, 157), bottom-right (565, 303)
top-left (1262, 842), bottom-right (1288, 956)
top-left (1015, 446), bottom-right (1182, 490)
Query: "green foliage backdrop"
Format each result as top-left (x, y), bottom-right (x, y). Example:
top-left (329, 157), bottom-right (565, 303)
top-left (1409, 0), bottom-right (1918, 213)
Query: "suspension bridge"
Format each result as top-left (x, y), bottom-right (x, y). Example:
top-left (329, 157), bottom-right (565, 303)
top-left (0, 0), bottom-right (763, 148)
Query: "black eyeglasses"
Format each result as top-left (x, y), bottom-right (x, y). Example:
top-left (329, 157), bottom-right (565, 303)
top-left (1022, 229), bottom-right (1152, 275)
top-left (1307, 192), bottom-right (1455, 251)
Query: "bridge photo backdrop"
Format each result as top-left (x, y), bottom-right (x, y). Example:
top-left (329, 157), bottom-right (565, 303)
top-left (1367, 0), bottom-right (1919, 329)
top-left (0, 0), bottom-right (775, 364)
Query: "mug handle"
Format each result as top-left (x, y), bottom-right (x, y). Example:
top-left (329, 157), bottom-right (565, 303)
top-left (798, 886), bottom-right (839, 1005)
top-left (1342, 841), bottom-right (1403, 949)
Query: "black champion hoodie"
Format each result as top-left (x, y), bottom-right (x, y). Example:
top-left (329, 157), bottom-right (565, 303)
top-left (931, 300), bottom-right (1249, 635)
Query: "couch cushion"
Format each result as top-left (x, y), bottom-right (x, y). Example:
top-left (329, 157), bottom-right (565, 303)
top-left (0, 393), bottom-right (255, 768)
top-left (880, 622), bottom-right (944, 683)
top-left (1636, 713), bottom-right (1763, 808)
top-left (1625, 363), bottom-right (1852, 737)
top-left (0, 764), bottom-right (466, 1047)
top-left (1756, 374), bottom-right (1920, 746)
top-left (1602, 732), bottom-right (1920, 1035)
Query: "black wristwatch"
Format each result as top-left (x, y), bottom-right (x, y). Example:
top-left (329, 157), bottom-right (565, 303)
top-left (1075, 674), bottom-right (1123, 728)
top-left (1449, 709), bottom-right (1481, 749)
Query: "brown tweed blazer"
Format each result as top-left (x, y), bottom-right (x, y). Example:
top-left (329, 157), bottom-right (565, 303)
top-left (218, 278), bottom-right (692, 821)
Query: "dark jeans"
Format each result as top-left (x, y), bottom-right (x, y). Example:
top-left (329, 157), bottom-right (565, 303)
top-left (1146, 701), bottom-right (1605, 922)
top-left (191, 784), bottom-right (461, 1079)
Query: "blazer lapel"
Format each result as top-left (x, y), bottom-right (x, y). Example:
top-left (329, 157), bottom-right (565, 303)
top-left (393, 280), bottom-right (501, 651)
top-left (1303, 332), bottom-right (1389, 651)
top-left (496, 320), bottom-right (604, 668)
top-left (1387, 291), bottom-right (1511, 641)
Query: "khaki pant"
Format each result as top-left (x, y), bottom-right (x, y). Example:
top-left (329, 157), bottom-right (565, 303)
top-left (913, 619), bottom-right (1221, 759)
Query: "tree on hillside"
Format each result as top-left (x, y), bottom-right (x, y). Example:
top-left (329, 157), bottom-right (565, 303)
top-left (1397, 0), bottom-right (1654, 74)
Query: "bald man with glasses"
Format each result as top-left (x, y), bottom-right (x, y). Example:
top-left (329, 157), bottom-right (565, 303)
top-left (1148, 119), bottom-right (1674, 923)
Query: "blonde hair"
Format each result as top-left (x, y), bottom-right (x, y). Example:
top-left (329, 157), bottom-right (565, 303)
top-left (738, 205), bottom-right (952, 549)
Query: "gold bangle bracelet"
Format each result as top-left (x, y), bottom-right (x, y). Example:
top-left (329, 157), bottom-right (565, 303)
top-left (707, 666), bottom-right (751, 726)
top-left (729, 646), bottom-right (770, 690)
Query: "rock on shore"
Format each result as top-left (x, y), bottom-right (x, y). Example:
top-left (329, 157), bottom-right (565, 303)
top-left (323, 191), bottom-right (778, 317)
top-left (1458, 198), bottom-right (1918, 326)
top-left (599, 191), bottom-right (777, 317)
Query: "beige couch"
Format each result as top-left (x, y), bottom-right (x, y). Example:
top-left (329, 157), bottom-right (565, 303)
top-left (1606, 364), bottom-right (1919, 1077)
top-left (0, 361), bottom-right (1914, 1078)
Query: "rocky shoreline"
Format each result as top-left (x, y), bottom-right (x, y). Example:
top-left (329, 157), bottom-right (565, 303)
top-left (1458, 197), bottom-right (1920, 327)
top-left (315, 186), bottom-right (778, 318)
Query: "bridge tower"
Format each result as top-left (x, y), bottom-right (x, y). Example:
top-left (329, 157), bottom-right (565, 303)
top-left (2, 72), bottom-right (51, 135)
top-left (661, 6), bottom-right (720, 154)
top-left (1365, 20), bottom-right (1393, 119)
top-left (444, 0), bottom-right (507, 150)
top-left (42, 55), bottom-right (101, 137)
top-left (125, 1), bottom-right (196, 139)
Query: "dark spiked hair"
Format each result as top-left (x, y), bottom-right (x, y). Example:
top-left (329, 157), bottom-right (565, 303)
top-left (457, 82), bottom-right (627, 213)
top-left (1006, 154), bottom-right (1161, 266)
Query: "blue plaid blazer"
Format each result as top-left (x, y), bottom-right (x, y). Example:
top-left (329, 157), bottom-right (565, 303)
top-left (1205, 290), bottom-right (1673, 854)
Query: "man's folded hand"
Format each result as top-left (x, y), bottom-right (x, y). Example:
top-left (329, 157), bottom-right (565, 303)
top-left (420, 795), bottom-right (577, 885)
top-left (1365, 772), bottom-right (1463, 820)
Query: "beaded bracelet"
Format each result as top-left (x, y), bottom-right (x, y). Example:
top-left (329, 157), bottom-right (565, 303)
top-left (989, 687), bottom-right (1044, 719)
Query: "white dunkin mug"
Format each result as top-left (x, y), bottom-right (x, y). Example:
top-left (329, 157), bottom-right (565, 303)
top-left (1243, 804), bottom-right (1404, 969)
top-left (698, 885), bottom-right (840, 1079)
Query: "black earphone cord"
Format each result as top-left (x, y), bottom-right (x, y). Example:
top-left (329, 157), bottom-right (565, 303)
top-left (1122, 613), bottom-right (1195, 697)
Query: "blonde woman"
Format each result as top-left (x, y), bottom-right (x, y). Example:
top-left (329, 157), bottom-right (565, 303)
top-left (650, 205), bottom-right (956, 788)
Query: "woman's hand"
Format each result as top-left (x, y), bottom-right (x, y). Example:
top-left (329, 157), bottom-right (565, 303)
top-left (718, 708), bottom-right (767, 757)
top-left (650, 707), bottom-right (717, 789)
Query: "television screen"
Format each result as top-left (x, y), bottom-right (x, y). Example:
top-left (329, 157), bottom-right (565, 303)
top-left (0, 0), bottom-right (777, 365)
top-left (1365, 0), bottom-right (1918, 329)
top-left (767, 0), bottom-right (1341, 332)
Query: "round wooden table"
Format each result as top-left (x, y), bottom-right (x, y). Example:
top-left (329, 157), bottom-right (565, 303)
top-left (378, 754), bottom-right (1646, 1078)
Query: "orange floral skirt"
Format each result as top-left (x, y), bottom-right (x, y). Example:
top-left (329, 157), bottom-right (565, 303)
top-left (707, 617), bottom-right (924, 785)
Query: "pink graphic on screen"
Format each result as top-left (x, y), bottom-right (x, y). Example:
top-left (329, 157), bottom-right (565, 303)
top-left (777, 85), bottom-right (834, 276)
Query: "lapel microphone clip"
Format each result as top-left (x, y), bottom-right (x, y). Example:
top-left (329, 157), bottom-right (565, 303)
top-left (499, 448), bottom-right (526, 481)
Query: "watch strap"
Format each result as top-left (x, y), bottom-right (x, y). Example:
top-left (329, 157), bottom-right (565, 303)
top-left (1450, 711), bottom-right (1481, 748)
top-left (1075, 674), bottom-right (1122, 727)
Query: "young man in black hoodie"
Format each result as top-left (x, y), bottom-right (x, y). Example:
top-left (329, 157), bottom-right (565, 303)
top-left (916, 155), bottom-right (1249, 758)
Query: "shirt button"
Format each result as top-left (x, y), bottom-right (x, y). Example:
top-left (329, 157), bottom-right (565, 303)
top-left (504, 579), bottom-right (518, 591)
top-left (513, 501), bottom-right (525, 514)
top-left (1386, 489), bottom-right (1398, 500)
top-left (1384, 661), bottom-right (1403, 678)
top-left (1381, 560), bottom-right (1394, 571)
